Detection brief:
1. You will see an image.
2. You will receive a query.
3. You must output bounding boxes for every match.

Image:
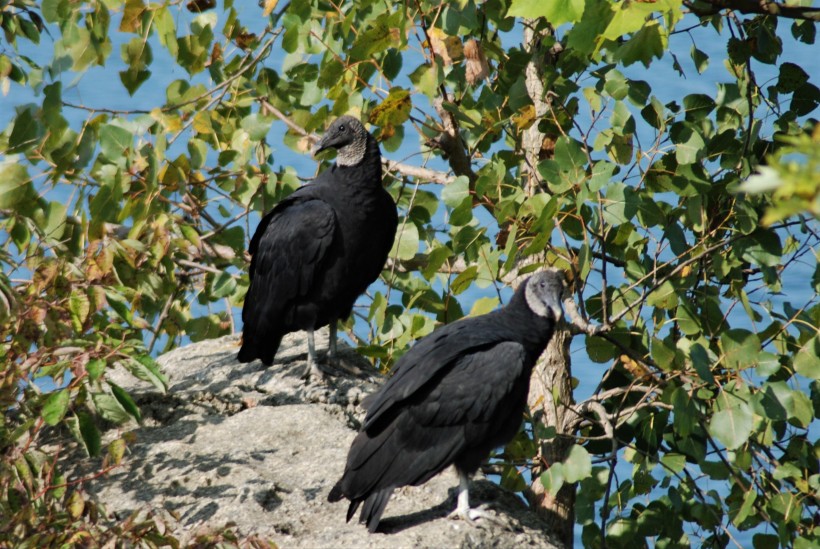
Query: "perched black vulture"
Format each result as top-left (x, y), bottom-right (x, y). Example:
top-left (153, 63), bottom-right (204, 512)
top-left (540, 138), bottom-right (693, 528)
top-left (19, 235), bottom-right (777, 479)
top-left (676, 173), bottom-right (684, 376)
top-left (238, 116), bottom-right (398, 379)
top-left (328, 270), bottom-right (565, 532)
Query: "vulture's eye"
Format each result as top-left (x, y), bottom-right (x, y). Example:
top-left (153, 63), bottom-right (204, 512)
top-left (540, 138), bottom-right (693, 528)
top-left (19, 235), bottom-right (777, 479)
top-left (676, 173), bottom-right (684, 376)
top-left (339, 125), bottom-right (346, 132)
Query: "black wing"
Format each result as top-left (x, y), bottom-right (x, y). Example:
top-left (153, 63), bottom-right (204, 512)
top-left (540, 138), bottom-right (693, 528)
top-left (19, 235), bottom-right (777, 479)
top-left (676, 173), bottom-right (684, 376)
top-left (241, 194), bottom-right (336, 345)
top-left (362, 315), bottom-right (510, 431)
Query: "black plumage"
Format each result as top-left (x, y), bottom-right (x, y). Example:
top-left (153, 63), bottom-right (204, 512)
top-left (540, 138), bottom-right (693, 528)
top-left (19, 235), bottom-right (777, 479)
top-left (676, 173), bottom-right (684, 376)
top-left (238, 116), bottom-right (398, 378)
top-left (328, 270), bottom-right (565, 532)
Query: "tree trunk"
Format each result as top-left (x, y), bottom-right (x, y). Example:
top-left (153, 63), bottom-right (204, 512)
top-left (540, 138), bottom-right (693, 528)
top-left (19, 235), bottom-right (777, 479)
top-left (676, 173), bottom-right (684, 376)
top-left (527, 328), bottom-right (575, 547)
top-left (514, 20), bottom-right (577, 547)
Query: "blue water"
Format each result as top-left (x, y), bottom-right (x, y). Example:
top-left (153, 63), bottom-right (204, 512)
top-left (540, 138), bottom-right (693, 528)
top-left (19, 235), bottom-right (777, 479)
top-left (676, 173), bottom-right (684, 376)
top-left (2, 6), bottom-right (818, 547)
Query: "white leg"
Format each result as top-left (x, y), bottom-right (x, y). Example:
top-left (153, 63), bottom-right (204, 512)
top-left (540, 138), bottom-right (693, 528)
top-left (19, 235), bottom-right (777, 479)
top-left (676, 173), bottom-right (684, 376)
top-left (456, 470), bottom-right (470, 516)
top-left (303, 329), bottom-right (324, 380)
top-left (448, 471), bottom-right (473, 521)
top-left (447, 471), bottom-right (503, 526)
top-left (329, 322), bottom-right (338, 361)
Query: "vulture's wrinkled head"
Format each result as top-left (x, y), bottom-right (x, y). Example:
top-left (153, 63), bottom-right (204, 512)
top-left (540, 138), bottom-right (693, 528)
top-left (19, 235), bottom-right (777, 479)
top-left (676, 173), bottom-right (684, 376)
top-left (524, 269), bottom-right (565, 320)
top-left (312, 116), bottom-right (369, 166)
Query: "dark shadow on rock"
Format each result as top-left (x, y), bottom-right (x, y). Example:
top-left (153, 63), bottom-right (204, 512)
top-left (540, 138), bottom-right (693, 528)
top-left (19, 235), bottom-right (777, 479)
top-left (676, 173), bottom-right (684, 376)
top-left (186, 501), bottom-right (219, 524)
top-left (377, 479), bottom-right (540, 535)
top-left (255, 488), bottom-right (284, 512)
top-left (377, 493), bottom-right (454, 534)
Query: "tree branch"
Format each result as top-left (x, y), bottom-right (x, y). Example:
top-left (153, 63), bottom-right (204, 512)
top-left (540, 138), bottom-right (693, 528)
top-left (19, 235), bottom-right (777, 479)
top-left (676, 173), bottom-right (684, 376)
top-left (685, 0), bottom-right (820, 21)
top-left (259, 99), bottom-right (456, 185)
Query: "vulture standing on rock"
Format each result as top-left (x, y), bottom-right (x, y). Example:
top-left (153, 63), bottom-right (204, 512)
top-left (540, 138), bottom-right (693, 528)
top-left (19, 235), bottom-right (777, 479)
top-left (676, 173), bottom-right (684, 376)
top-left (328, 270), bottom-right (565, 532)
top-left (238, 116), bottom-right (398, 379)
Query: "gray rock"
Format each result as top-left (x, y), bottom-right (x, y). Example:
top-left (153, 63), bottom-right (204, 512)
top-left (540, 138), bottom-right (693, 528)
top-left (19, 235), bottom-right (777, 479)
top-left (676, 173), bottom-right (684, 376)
top-left (69, 332), bottom-right (563, 548)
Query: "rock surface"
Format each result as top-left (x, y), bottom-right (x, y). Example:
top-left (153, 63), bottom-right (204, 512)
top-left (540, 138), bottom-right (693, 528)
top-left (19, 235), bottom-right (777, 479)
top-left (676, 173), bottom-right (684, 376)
top-left (67, 332), bottom-right (563, 548)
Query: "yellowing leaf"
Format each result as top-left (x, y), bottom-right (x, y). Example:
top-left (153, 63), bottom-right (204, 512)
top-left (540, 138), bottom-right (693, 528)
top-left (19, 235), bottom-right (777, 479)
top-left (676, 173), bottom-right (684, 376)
top-left (262, 0), bottom-right (279, 16)
top-left (370, 87), bottom-right (412, 131)
top-left (428, 27), bottom-right (462, 66)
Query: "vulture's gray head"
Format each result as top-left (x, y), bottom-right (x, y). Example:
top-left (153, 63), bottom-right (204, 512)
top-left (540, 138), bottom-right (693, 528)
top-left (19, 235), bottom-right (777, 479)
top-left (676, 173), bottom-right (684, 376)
top-left (524, 269), bottom-right (565, 320)
top-left (312, 116), bottom-right (369, 166)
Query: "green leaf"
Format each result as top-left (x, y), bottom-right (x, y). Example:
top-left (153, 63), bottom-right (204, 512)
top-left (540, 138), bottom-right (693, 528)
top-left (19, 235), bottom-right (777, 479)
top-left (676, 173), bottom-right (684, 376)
top-left (709, 401), bottom-right (753, 450)
top-left (241, 114), bottom-right (273, 141)
top-left (125, 355), bottom-right (168, 393)
top-left (77, 411), bottom-right (102, 457)
top-left (732, 488), bottom-right (757, 527)
top-left (794, 336), bottom-right (820, 379)
top-left (42, 390), bottom-right (70, 426)
top-left (602, 182), bottom-right (638, 226)
top-left (409, 63), bottom-right (440, 99)
top-left (720, 329), bottom-right (759, 370)
top-left (777, 62), bottom-right (809, 93)
top-left (92, 392), bottom-right (132, 424)
top-left (469, 296), bottom-right (499, 316)
top-left (688, 343), bottom-right (715, 384)
top-left (155, 6), bottom-right (178, 59)
top-left (441, 175), bottom-right (471, 209)
top-left (211, 271), bottom-right (237, 299)
top-left (69, 290), bottom-right (90, 332)
top-left (651, 337), bottom-right (677, 370)
top-left (119, 68), bottom-right (151, 95)
top-left (670, 122), bottom-right (705, 165)
top-left (508, 0), bottom-right (585, 27)
top-left (0, 160), bottom-right (34, 209)
top-left (86, 358), bottom-right (106, 381)
top-left (104, 288), bottom-right (133, 324)
top-left (451, 265), bottom-right (478, 295)
top-left (109, 382), bottom-right (141, 423)
top-left (646, 281), bottom-right (677, 310)
top-left (43, 200), bottom-right (68, 240)
top-left (615, 20), bottom-right (667, 67)
top-left (767, 492), bottom-right (802, 525)
top-left (540, 462), bottom-right (565, 496)
top-left (677, 300), bottom-right (701, 336)
top-left (586, 335), bottom-right (618, 363)
top-left (755, 352), bottom-right (781, 377)
top-left (753, 533), bottom-right (780, 549)
top-left (390, 221), bottom-right (419, 261)
top-left (736, 230), bottom-right (782, 267)
top-left (563, 445), bottom-right (592, 483)
top-left (660, 453), bottom-right (686, 474)
top-left (349, 12), bottom-right (403, 60)
top-left (691, 46), bottom-right (709, 74)
top-left (8, 107), bottom-right (41, 152)
top-left (99, 124), bottom-right (133, 160)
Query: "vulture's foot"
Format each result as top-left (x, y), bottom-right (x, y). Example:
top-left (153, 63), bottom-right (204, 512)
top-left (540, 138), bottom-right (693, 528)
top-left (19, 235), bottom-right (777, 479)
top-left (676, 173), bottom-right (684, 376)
top-left (302, 359), bottom-right (328, 383)
top-left (447, 503), bottom-right (507, 529)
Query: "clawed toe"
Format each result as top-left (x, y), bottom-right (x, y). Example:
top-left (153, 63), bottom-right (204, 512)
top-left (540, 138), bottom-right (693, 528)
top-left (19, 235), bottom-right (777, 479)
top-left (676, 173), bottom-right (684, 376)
top-left (302, 361), bottom-right (327, 383)
top-left (447, 504), bottom-right (510, 530)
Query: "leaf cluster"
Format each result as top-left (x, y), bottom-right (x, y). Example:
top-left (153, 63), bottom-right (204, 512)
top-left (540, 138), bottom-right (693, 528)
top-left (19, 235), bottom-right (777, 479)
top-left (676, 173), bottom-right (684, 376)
top-left (0, 0), bottom-right (818, 547)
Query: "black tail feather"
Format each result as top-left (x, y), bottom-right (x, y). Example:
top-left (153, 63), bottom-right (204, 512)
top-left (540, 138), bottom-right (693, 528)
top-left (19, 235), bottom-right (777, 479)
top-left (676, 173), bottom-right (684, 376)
top-left (327, 480), bottom-right (344, 503)
top-left (346, 500), bottom-right (361, 523)
top-left (361, 488), bottom-right (393, 533)
top-left (237, 333), bottom-right (281, 365)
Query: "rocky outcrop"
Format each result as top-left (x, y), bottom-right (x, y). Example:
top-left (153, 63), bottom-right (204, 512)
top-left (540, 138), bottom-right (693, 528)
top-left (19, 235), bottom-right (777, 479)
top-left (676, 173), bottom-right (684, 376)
top-left (67, 332), bottom-right (563, 548)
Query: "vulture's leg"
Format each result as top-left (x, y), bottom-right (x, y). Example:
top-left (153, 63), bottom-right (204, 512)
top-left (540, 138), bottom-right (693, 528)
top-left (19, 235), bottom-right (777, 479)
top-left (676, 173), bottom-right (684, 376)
top-left (303, 328), bottom-right (324, 380)
top-left (447, 471), bottom-right (475, 521)
top-left (447, 471), bottom-right (505, 527)
top-left (328, 322), bottom-right (338, 362)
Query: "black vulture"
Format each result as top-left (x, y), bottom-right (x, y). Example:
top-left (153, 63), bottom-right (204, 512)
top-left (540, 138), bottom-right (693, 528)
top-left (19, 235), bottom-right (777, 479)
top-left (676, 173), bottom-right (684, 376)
top-left (328, 270), bottom-right (565, 532)
top-left (238, 116), bottom-right (398, 379)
